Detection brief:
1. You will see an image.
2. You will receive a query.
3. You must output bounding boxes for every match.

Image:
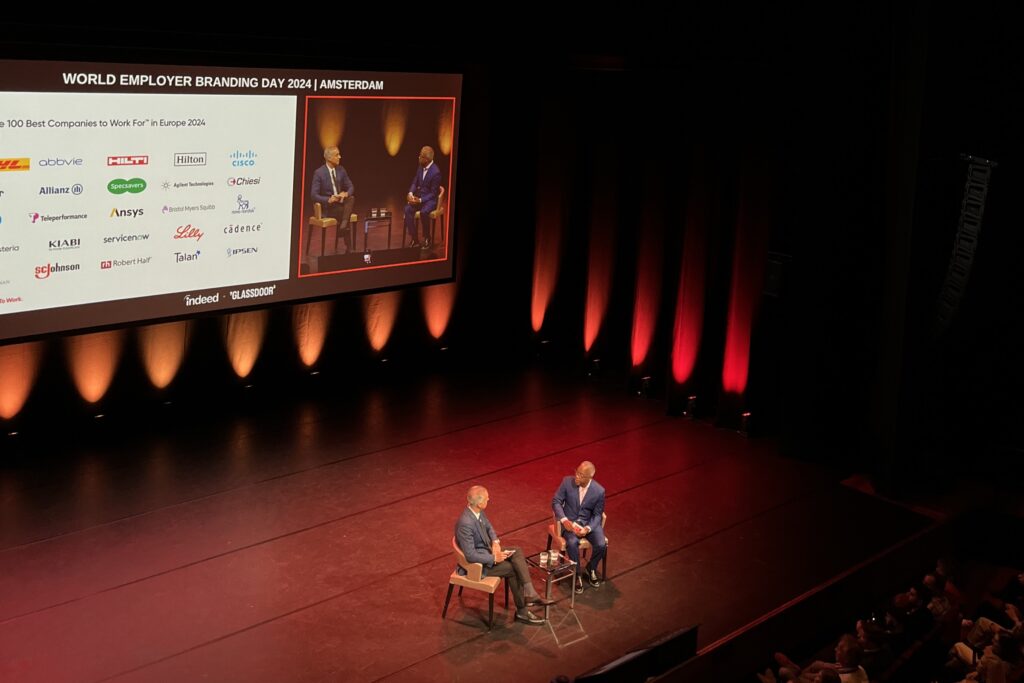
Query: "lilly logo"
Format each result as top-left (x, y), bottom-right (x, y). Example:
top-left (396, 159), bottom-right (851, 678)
top-left (107, 178), bottom-right (147, 194)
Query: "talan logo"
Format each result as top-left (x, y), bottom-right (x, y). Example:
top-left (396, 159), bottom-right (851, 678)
top-left (109, 207), bottom-right (145, 218)
top-left (229, 150), bottom-right (257, 167)
top-left (34, 262), bottom-right (80, 279)
top-left (0, 158), bottom-right (30, 172)
top-left (174, 152), bottom-right (207, 167)
top-left (48, 238), bottom-right (81, 251)
top-left (107, 155), bottom-right (149, 167)
top-left (39, 158), bottom-right (84, 167)
top-left (227, 176), bottom-right (260, 187)
top-left (107, 178), bottom-right (147, 194)
top-left (174, 250), bottom-right (200, 263)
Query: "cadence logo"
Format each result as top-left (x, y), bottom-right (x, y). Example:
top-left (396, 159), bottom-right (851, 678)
top-left (174, 224), bottom-right (204, 241)
top-left (100, 256), bottom-right (152, 269)
top-left (0, 158), bottom-right (30, 172)
top-left (162, 203), bottom-right (215, 214)
top-left (48, 238), bottom-right (82, 251)
top-left (226, 246), bottom-right (259, 257)
top-left (39, 158), bottom-right (84, 167)
top-left (229, 150), bottom-right (257, 167)
top-left (232, 194), bottom-right (255, 214)
top-left (34, 262), bottom-right (80, 279)
top-left (227, 176), bottom-right (261, 187)
top-left (174, 250), bottom-right (200, 263)
top-left (29, 211), bottom-right (88, 224)
top-left (107, 178), bottom-right (147, 194)
top-left (107, 155), bottom-right (149, 166)
top-left (109, 207), bottom-right (145, 218)
top-left (102, 232), bottom-right (150, 244)
top-left (223, 222), bottom-right (262, 234)
top-left (174, 152), bottom-right (207, 167)
top-left (39, 184), bottom-right (84, 195)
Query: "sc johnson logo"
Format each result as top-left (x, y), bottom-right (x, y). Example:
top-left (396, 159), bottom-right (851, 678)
top-left (0, 158), bottom-right (30, 172)
top-left (174, 250), bottom-right (200, 263)
top-left (107, 178), bottom-right (147, 194)
top-left (48, 238), bottom-right (81, 251)
top-left (227, 176), bottom-right (260, 187)
top-left (229, 150), bottom-right (257, 167)
top-left (174, 152), bottom-right (207, 167)
top-left (107, 155), bottom-right (148, 166)
top-left (34, 262), bottom-right (80, 279)
top-left (183, 292), bottom-right (219, 307)
top-left (100, 256), bottom-right (151, 269)
top-left (109, 207), bottom-right (144, 218)
top-left (39, 157), bottom-right (84, 167)
top-left (39, 184), bottom-right (84, 195)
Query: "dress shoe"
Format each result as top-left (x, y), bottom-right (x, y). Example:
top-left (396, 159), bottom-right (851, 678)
top-left (575, 575), bottom-right (584, 594)
top-left (514, 610), bottom-right (545, 625)
top-left (526, 595), bottom-right (555, 606)
top-left (409, 240), bottom-right (421, 248)
top-left (587, 568), bottom-right (601, 588)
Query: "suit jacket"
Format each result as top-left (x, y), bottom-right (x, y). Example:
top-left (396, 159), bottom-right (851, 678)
top-left (408, 162), bottom-right (442, 209)
top-left (552, 476), bottom-right (605, 531)
top-left (311, 164), bottom-right (354, 206)
top-left (455, 507), bottom-right (498, 576)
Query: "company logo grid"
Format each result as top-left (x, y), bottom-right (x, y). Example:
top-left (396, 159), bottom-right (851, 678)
top-left (0, 92), bottom-right (295, 314)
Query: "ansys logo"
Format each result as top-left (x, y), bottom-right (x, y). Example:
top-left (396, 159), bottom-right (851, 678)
top-left (0, 158), bottom-right (30, 172)
top-left (108, 178), bottom-right (147, 194)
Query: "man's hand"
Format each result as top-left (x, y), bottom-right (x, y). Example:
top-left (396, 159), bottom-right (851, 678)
top-left (328, 194), bottom-right (339, 204)
top-left (494, 550), bottom-right (510, 563)
top-left (408, 193), bottom-right (421, 205)
top-left (561, 519), bottom-right (574, 532)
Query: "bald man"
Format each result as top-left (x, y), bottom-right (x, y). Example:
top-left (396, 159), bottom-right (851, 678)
top-left (552, 461), bottom-right (607, 593)
top-left (310, 146), bottom-right (355, 253)
top-left (404, 145), bottom-right (442, 248)
top-left (455, 485), bottom-right (549, 625)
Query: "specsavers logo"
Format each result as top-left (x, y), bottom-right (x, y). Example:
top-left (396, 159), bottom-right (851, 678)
top-left (107, 178), bottom-right (147, 194)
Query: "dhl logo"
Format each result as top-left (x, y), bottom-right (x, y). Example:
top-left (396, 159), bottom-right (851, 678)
top-left (0, 158), bottom-right (30, 172)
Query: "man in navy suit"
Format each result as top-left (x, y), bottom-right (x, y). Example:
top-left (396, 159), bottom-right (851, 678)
top-left (552, 461), bottom-right (607, 592)
top-left (310, 146), bottom-right (355, 253)
top-left (455, 485), bottom-right (549, 624)
top-left (404, 145), bottom-right (442, 248)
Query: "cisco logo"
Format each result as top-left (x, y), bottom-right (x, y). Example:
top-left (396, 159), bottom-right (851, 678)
top-left (229, 150), bottom-right (257, 167)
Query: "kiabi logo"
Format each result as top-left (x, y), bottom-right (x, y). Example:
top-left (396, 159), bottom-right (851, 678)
top-left (107, 178), bottom-right (147, 194)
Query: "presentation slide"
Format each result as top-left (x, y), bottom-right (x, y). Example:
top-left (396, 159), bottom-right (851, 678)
top-left (0, 60), bottom-right (461, 343)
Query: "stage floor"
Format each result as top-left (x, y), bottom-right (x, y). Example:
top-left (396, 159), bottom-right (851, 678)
top-left (0, 365), bottom-right (930, 682)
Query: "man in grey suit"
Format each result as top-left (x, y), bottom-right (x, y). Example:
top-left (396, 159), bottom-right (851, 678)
top-left (310, 146), bottom-right (355, 253)
top-left (455, 485), bottom-right (550, 625)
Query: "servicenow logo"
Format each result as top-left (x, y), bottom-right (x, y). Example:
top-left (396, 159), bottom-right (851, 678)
top-left (107, 178), bottom-right (147, 194)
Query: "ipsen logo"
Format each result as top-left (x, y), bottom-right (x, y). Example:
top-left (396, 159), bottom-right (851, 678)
top-left (34, 262), bottom-right (80, 279)
top-left (0, 158), bottom-right (30, 172)
top-left (229, 150), bottom-right (257, 167)
top-left (107, 178), bottom-right (147, 194)
top-left (107, 155), bottom-right (149, 166)
top-left (226, 246), bottom-right (259, 257)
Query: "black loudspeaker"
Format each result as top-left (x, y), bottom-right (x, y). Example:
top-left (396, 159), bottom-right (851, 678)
top-left (763, 251), bottom-right (791, 298)
top-left (315, 247), bottom-right (427, 273)
top-left (574, 624), bottom-right (699, 682)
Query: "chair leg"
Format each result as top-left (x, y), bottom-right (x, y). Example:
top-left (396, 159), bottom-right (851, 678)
top-left (488, 593), bottom-right (494, 630)
top-left (320, 228), bottom-right (325, 257)
top-left (442, 583), bottom-right (454, 618)
top-left (602, 552), bottom-right (608, 580)
top-left (545, 535), bottom-right (553, 551)
top-left (458, 586), bottom-right (463, 596)
top-left (305, 227), bottom-right (311, 255)
top-left (504, 578), bottom-right (509, 608)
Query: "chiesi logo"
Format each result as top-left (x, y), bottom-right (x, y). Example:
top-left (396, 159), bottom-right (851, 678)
top-left (174, 224), bottom-right (204, 241)
top-left (39, 184), bottom-right (83, 195)
top-left (107, 155), bottom-right (148, 166)
top-left (110, 207), bottom-right (144, 218)
top-left (34, 262), bottom-right (80, 279)
top-left (232, 194), bottom-right (255, 214)
top-left (107, 178), bottom-right (146, 194)
top-left (48, 238), bottom-right (81, 251)
top-left (174, 250), bottom-right (200, 263)
top-left (0, 158), bottom-right (30, 172)
top-left (100, 256), bottom-right (152, 269)
top-left (227, 176), bottom-right (260, 187)
top-left (226, 246), bottom-right (259, 257)
top-left (229, 150), bottom-right (257, 167)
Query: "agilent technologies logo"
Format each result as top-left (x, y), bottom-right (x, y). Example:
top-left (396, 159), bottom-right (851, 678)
top-left (229, 150), bottom-right (257, 167)
top-left (227, 176), bottom-right (261, 187)
top-left (34, 262), bottom-right (80, 279)
top-left (0, 158), bottom-right (30, 172)
top-left (108, 178), bottom-right (147, 194)
top-left (232, 195), bottom-right (255, 215)
top-left (174, 152), bottom-right (207, 167)
top-left (107, 155), bottom-right (149, 166)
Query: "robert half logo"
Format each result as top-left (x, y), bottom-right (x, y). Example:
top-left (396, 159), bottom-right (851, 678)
top-left (232, 194), bottom-right (255, 214)
top-left (110, 207), bottom-right (145, 218)
top-left (34, 262), bottom-right (80, 279)
top-left (174, 250), bottom-right (200, 263)
top-left (174, 152), bottom-right (207, 167)
top-left (0, 158), bottom-right (30, 172)
top-left (107, 155), bottom-right (148, 166)
top-left (100, 256), bottom-right (152, 269)
top-left (229, 150), bottom-right (257, 167)
top-left (226, 246), bottom-right (259, 258)
top-left (107, 178), bottom-right (147, 194)
top-left (227, 176), bottom-right (260, 187)
top-left (48, 238), bottom-right (81, 251)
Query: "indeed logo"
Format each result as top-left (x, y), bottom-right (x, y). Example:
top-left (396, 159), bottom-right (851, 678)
top-left (48, 238), bottom-right (81, 251)
top-left (0, 158), bottom-right (30, 172)
top-left (34, 262), bottom-right (80, 279)
top-left (174, 224), bottom-right (204, 241)
top-left (107, 155), bottom-right (148, 166)
top-left (39, 184), bottom-right (84, 195)
top-left (226, 246), bottom-right (258, 257)
top-left (232, 194), bottom-right (255, 214)
top-left (108, 178), bottom-right (146, 194)
top-left (174, 152), bottom-right (207, 167)
top-left (109, 207), bottom-right (144, 218)
top-left (184, 292), bottom-right (219, 306)
top-left (174, 250), bottom-right (200, 263)
top-left (227, 176), bottom-right (260, 187)
top-left (229, 150), bottom-right (257, 167)
top-left (39, 158), bottom-right (84, 167)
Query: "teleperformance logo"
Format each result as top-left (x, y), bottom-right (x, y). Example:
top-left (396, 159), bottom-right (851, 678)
top-left (107, 155), bottom-right (148, 167)
top-left (183, 292), bottom-right (219, 307)
top-left (39, 184), bottom-right (84, 195)
top-left (102, 232), bottom-right (150, 244)
top-left (226, 246), bottom-right (259, 258)
top-left (232, 194), bottom-right (255, 215)
top-left (107, 178), bottom-right (147, 194)
top-left (29, 211), bottom-right (88, 224)
top-left (34, 262), bottom-right (80, 279)
top-left (48, 238), bottom-right (81, 251)
top-left (174, 152), bottom-right (207, 167)
top-left (109, 207), bottom-right (145, 218)
top-left (162, 203), bottom-right (215, 214)
top-left (100, 256), bottom-right (152, 269)
top-left (0, 158), bottom-right (30, 172)
top-left (229, 150), bottom-right (257, 167)
top-left (174, 250), bottom-right (200, 263)
top-left (227, 176), bottom-right (260, 187)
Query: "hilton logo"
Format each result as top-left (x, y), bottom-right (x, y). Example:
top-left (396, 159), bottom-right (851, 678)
top-left (174, 152), bottom-right (207, 167)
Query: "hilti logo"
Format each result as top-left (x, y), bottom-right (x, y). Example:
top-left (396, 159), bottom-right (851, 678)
top-left (107, 155), bottom-right (149, 166)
